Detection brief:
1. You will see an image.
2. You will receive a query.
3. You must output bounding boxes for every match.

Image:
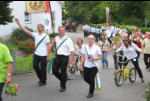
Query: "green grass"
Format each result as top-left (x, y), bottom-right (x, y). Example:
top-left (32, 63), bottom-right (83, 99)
top-left (16, 54), bottom-right (33, 73)
top-left (7, 44), bottom-right (18, 50)
top-left (15, 52), bottom-right (55, 73)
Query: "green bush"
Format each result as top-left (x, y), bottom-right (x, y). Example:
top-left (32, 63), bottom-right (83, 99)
top-left (10, 27), bottom-right (33, 45)
top-left (145, 83), bottom-right (150, 101)
top-left (49, 33), bottom-right (59, 43)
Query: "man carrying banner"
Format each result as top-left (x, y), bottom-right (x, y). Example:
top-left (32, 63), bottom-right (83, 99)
top-left (15, 18), bottom-right (50, 86)
top-left (50, 26), bottom-right (75, 92)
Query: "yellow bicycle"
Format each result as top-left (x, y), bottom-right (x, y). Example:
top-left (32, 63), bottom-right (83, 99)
top-left (114, 60), bottom-right (137, 87)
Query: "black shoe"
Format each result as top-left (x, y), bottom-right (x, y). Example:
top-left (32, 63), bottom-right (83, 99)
top-left (38, 83), bottom-right (46, 86)
top-left (38, 81), bottom-right (42, 84)
top-left (59, 88), bottom-right (66, 92)
top-left (86, 93), bottom-right (94, 98)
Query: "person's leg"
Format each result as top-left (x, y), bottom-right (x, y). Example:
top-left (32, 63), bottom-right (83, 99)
top-left (144, 54), bottom-right (149, 69)
top-left (83, 67), bottom-right (90, 84)
top-left (118, 51), bottom-right (123, 69)
top-left (113, 54), bottom-right (118, 71)
top-left (52, 56), bottom-right (61, 81)
top-left (131, 58), bottom-right (144, 82)
top-left (102, 52), bottom-right (105, 68)
top-left (148, 54), bottom-right (150, 68)
top-left (0, 83), bottom-right (4, 101)
top-left (89, 67), bottom-right (98, 94)
top-left (103, 52), bottom-right (109, 68)
top-left (33, 54), bottom-right (42, 82)
top-left (60, 56), bottom-right (69, 89)
top-left (40, 56), bottom-right (47, 84)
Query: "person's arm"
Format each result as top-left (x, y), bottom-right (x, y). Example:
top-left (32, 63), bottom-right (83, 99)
top-left (6, 63), bottom-right (13, 84)
top-left (132, 43), bottom-right (143, 54)
top-left (79, 53), bottom-right (85, 71)
top-left (15, 18), bottom-right (32, 36)
top-left (69, 39), bottom-right (75, 66)
top-left (71, 51), bottom-right (75, 66)
top-left (47, 42), bottom-right (51, 62)
top-left (141, 40), bottom-right (145, 52)
top-left (93, 54), bottom-right (102, 61)
top-left (50, 37), bottom-right (56, 52)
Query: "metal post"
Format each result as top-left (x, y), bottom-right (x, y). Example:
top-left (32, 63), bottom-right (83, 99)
top-left (145, 17), bottom-right (148, 28)
top-left (10, 50), bottom-right (16, 74)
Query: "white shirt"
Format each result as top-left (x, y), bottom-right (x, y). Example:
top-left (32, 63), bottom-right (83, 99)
top-left (81, 44), bottom-right (102, 68)
top-left (32, 32), bottom-right (50, 56)
top-left (55, 35), bottom-right (74, 56)
top-left (75, 44), bottom-right (82, 56)
top-left (116, 43), bottom-right (141, 60)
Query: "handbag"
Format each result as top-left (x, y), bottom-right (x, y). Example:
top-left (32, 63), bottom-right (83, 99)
top-left (48, 37), bottom-right (68, 74)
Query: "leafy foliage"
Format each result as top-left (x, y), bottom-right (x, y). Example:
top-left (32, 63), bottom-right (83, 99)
top-left (0, 1), bottom-right (14, 25)
top-left (10, 27), bottom-right (33, 45)
top-left (64, 1), bottom-right (150, 27)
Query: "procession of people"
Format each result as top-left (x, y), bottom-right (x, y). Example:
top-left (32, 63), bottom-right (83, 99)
top-left (1, 18), bottom-right (150, 101)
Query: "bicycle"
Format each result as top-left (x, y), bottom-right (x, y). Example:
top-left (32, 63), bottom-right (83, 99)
top-left (114, 59), bottom-right (137, 87)
top-left (67, 54), bottom-right (83, 80)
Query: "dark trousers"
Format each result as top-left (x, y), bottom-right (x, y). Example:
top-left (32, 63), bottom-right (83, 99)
top-left (113, 51), bottom-right (123, 70)
top-left (33, 54), bottom-right (47, 84)
top-left (0, 83), bottom-right (4, 101)
top-left (123, 57), bottom-right (144, 78)
top-left (52, 55), bottom-right (69, 88)
top-left (144, 54), bottom-right (150, 68)
top-left (83, 67), bottom-right (98, 94)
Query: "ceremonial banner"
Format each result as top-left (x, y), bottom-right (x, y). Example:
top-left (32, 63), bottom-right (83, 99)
top-left (26, 1), bottom-right (47, 13)
top-left (45, 1), bottom-right (51, 29)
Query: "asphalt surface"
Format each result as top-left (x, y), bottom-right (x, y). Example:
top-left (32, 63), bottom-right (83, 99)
top-left (3, 31), bottom-right (149, 101)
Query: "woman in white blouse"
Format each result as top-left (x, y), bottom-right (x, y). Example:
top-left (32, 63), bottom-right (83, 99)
top-left (116, 37), bottom-right (144, 83)
top-left (74, 38), bottom-right (83, 57)
top-left (79, 35), bottom-right (102, 98)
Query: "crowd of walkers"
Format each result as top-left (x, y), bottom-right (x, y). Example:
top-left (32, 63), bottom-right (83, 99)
top-left (1, 19), bottom-right (150, 101)
top-left (82, 24), bottom-right (150, 84)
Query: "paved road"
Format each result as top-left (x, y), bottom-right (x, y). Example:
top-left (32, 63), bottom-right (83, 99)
top-left (3, 31), bottom-right (149, 101)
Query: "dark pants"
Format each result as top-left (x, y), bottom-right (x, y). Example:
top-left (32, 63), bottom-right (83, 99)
top-left (33, 54), bottom-right (47, 84)
top-left (123, 57), bottom-right (144, 78)
top-left (144, 54), bottom-right (150, 68)
top-left (52, 55), bottom-right (69, 89)
top-left (113, 51), bottom-right (123, 70)
top-left (83, 67), bottom-right (98, 94)
top-left (0, 83), bottom-right (4, 101)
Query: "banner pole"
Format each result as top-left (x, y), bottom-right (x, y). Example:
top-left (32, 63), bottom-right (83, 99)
top-left (49, 1), bottom-right (55, 34)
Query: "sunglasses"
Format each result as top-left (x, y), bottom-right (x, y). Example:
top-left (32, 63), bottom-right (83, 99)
top-left (123, 40), bottom-right (128, 42)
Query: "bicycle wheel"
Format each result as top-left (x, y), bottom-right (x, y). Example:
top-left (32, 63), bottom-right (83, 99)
top-left (114, 71), bottom-right (124, 87)
top-left (67, 64), bottom-right (76, 80)
top-left (129, 68), bottom-right (136, 83)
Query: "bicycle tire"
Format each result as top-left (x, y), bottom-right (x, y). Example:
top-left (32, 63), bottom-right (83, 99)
top-left (114, 71), bottom-right (124, 87)
top-left (67, 64), bottom-right (76, 80)
top-left (129, 68), bottom-right (136, 83)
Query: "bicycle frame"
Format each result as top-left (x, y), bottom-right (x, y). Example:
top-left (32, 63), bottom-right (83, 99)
top-left (120, 65), bottom-right (131, 79)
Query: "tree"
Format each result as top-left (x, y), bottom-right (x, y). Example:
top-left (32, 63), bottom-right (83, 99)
top-left (0, 1), bottom-right (14, 25)
top-left (64, 1), bottom-right (150, 27)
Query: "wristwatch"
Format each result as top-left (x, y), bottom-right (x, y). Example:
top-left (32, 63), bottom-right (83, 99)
top-left (7, 74), bottom-right (12, 76)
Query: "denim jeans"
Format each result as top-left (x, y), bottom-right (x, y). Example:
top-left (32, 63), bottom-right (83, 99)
top-left (102, 52), bottom-right (108, 68)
